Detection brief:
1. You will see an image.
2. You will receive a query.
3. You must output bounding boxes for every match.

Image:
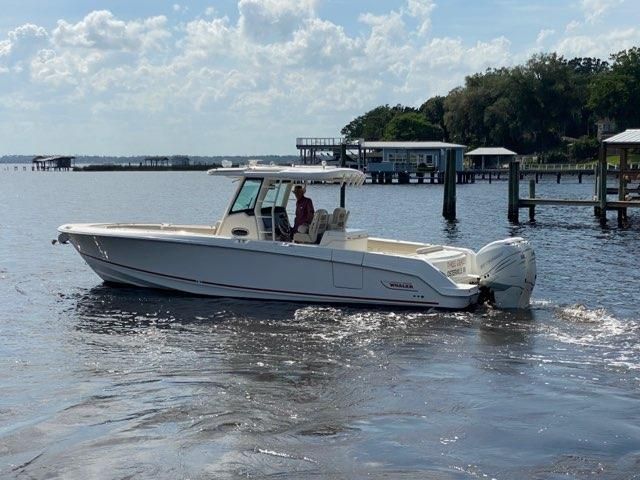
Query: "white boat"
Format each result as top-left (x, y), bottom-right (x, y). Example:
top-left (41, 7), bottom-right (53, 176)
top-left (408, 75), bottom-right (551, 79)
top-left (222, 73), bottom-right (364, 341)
top-left (57, 164), bottom-right (536, 309)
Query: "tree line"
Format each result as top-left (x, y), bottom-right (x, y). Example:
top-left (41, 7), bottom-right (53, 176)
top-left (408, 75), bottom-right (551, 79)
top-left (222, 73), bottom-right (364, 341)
top-left (341, 47), bottom-right (640, 161)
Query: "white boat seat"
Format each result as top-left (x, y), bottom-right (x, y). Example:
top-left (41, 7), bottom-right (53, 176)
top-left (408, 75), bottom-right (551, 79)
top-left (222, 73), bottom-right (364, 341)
top-left (416, 245), bottom-right (444, 254)
top-left (329, 207), bottom-right (349, 230)
top-left (293, 209), bottom-right (329, 244)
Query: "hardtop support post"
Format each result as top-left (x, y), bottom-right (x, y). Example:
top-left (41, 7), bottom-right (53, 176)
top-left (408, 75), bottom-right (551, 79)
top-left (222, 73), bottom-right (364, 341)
top-left (340, 142), bottom-right (347, 208)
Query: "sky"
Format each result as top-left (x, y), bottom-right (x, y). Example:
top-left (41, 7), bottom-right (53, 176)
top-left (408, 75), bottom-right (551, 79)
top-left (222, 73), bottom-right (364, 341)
top-left (0, 0), bottom-right (638, 156)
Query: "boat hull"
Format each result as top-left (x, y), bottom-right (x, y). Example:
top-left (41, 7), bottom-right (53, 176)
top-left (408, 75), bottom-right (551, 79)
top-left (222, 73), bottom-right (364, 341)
top-left (58, 225), bottom-right (479, 310)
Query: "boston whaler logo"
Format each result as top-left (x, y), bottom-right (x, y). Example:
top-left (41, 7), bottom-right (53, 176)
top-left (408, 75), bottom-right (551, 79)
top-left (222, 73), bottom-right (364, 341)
top-left (381, 280), bottom-right (416, 291)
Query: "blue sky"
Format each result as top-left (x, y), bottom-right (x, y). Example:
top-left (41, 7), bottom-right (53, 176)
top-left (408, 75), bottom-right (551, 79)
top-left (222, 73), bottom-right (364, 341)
top-left (0, 0), bottom-right (638, 156)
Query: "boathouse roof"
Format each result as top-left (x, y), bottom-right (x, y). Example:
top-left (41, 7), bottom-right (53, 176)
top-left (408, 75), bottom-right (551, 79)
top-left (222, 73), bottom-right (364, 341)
top-left (32, 155), bottom-right (75, 162)
top-left (604, 129), bottom-right (640, 145)
top-left (465, 147), bottom-right (517, 156)
top-left (362, 141), bottom-right (465, 149)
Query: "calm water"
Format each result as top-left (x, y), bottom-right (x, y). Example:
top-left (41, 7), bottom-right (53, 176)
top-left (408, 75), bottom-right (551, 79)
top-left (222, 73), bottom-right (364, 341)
top-left (1, 170), bottom-right (640, 479)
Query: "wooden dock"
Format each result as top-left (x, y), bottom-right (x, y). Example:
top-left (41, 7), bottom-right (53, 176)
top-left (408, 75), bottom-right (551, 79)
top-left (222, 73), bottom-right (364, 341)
top-left (507, 130), bottom-right (640, 226)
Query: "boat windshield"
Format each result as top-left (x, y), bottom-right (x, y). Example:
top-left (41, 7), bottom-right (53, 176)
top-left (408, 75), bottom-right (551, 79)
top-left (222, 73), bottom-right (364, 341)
top-left (230, 178), bottom-right (262, 213)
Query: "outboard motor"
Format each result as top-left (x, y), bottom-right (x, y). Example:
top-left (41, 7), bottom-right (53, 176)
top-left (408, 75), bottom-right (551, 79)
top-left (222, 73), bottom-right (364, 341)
top-left (476, 237), bottom-right (536, 309)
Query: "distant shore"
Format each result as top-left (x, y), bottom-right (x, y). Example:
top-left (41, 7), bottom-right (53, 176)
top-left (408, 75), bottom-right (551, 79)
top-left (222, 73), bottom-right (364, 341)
top-left (73, 163), bottom-right (222, 172)
top-left (0, 154), bottom-right (298, 165)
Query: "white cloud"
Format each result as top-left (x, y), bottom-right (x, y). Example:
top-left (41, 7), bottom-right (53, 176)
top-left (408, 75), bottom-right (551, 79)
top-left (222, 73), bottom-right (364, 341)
top-left (237, 0), bottom-right (316, 44)
top-left (565, 20), bottom-right (582, 32)
top-left (0, 23), bottom-right (48, 66)
top-left (280, 18), bottom-right (361, 68)
top-left (52, 10), bottom-right (170, 52)
top-left (359, 10), bottom-right (407, 61)
top-left (405, 0), bottom-right (436, 36)
top-left (180, 17), bottom-right (235, 62)
top-left (536, 29), bottom-right (555, 45)
top-left (0, 1), bottom-right (637, 155)
top-left (554, 27), bottom-right (640, 57)
top-left (581, 0), bottom-right (624, 24)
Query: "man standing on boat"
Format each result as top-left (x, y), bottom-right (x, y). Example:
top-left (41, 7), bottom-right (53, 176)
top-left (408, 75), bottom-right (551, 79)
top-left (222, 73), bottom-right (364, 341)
top-left (292, 185), bottom-right (314, 235)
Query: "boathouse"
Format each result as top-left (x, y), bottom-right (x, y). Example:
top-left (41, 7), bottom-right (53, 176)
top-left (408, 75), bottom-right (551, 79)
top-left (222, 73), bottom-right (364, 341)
top-left (465, 147), bottom-right (517, 170)
top-left (32, 155), bottom-right (75, 171)
top-left (295, 138), bottom-right (465, 172)
top-left (362, 141), bottom-right (465, 174)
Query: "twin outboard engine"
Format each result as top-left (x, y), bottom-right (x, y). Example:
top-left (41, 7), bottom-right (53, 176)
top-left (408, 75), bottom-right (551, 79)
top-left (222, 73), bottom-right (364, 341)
top-left (476, 237), bottom-right (536, 309)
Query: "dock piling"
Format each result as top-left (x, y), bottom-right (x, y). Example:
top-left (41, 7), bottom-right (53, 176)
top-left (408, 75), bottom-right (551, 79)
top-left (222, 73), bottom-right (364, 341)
top-left (442, 150), bottom-right (456, 220)
top-left (508, 161), bottom-right (520, 223)
top-left (598, 145), bottom-right (607, 221)
top-left (618, 149), bottom-right (628, 226)
top-left (528, 179), bottom-right (536, 221)
top-left (593, 164), bottom-right (600, 217)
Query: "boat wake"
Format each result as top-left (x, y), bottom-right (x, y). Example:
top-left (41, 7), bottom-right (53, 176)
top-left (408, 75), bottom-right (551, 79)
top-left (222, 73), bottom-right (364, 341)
top-left (545, 303), bottom-right (640, 370)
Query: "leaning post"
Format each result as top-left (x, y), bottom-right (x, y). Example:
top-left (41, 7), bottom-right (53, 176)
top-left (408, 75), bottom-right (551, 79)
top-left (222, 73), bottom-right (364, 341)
top-left (442, 149), bottom-right (456, 220)
top-left (340, 142), bottom-right (347, 208)
top-left (508, 160), bottom-right (520, 223)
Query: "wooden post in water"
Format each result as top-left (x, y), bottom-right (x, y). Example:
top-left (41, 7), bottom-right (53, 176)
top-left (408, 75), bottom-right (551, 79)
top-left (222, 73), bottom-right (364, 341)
top-left (598, 143), bottom-right (607, 221)
top-left (529, 179), bottom-right (536, 221)
top-left (442, 149), bottom-right (456, 220)
top-left (508, 161), bottom-right (520, 223)
top-left (618, 148), bottom-right (628, 226)
top-left (340, 143), bottom-right (346, 208)
top-left (593, 163), bottom-right (600, 216)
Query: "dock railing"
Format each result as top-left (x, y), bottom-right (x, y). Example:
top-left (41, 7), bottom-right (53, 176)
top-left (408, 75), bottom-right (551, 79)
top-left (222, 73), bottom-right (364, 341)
top-left (296, 137), bottom-right (344, 147)
top-left (520, 161), bottom-right (640, 171)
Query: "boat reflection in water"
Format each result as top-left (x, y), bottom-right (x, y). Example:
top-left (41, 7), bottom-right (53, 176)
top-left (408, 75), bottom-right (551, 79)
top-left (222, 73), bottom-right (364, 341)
top-left (67, 284), bottom-right (541, 476)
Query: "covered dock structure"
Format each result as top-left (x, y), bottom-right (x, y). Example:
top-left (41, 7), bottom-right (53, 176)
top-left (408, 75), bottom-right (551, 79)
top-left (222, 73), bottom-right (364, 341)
top-left (465, 147), bottom-right (516, 170)
top-left (295, 137), bottom-right (466, 183)
top-left (32, 155), bottom-right (75, 171)
top-left (362, 141), bottom-right (465, 183)
top-left (362, 141), bottom-right (465, 171)
top-left (296, 138), bottom-right (360, 166)
top-left (509, 129), bottom-right (640, 225)
top-left (601, 129), bottom-right (640, 224)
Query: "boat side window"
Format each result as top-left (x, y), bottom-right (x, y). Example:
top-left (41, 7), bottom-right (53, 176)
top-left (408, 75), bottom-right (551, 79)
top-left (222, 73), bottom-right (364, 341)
top-left (263, 181), bottom-right (290, 207)
top-left (230, 178), bottom-right (263, 214)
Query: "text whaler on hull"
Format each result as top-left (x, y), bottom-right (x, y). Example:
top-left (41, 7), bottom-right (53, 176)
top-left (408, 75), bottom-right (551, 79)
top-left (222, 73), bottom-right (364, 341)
top-left (57, 164), bottom-right (536, 309)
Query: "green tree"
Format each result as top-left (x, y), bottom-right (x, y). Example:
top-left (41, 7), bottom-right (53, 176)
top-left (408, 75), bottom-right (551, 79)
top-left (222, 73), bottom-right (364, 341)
top-left (569, 135), bottom-right (599, 161)
top-left (419, 96), bottom-right (448, 140)
top-left (341, 104), bottom-right (411, 140)
top-left (588, 47), bottom-right (640, 129)
top-left (341, 48), bottom-right (634, 157)
top-left (382, 112), bottom-right (443, 141)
